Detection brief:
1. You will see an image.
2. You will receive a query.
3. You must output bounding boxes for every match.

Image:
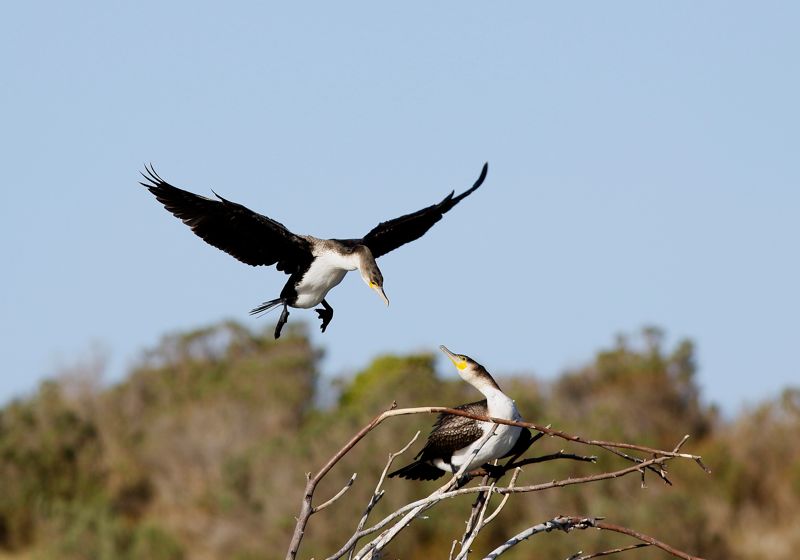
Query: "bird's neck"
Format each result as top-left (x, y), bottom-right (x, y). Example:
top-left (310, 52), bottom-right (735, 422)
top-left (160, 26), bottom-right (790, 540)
top-left (317, 244), bottom-right (361, 271)
top-left (342, 251), bottom-right (363, 272)
top-left (481, 383), bottom-right (519, 420)
top-left (352, 245), bottom-right (377, 273)
top-left (469, 371), bottom-right (505, 401)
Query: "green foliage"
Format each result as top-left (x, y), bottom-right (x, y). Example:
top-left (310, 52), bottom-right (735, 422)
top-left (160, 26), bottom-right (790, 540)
top-left (0, 322), bottom-right (798, 558)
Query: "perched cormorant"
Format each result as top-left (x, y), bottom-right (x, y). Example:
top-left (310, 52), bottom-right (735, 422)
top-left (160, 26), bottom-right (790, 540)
top-left (141, 163), bottom-right (488, 338)
top-left (388, 345), bottom-right (530, 481)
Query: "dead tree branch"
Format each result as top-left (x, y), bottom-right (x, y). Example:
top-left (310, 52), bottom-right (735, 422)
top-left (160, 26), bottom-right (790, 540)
top-left (346, 431), bottom-right (420, 560)
top-left (483, 516), bottom-right (706, 560)
top-left (351, 424), bottom-right (500, 560)
top-left (325, 453), bottom-right (679, 560)
top-left (568, 543), bottom-right (650, 559)
top-left (314, 473), bottom-right (357, 514)
top-left (286, 404), bottom-right (708, 560)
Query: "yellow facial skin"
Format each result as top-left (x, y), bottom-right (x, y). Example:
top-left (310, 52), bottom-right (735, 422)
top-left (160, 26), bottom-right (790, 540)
top-left (439, 346), bottom-right (467, 370)
top-left (368, 280), bottom-right (390, 306)
top-left (449, 356), bottom-right (468, 370)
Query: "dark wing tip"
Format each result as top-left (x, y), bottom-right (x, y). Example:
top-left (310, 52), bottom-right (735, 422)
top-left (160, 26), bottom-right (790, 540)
top-left (448, 162), bottom-right (489, 206)
top-left (473, 162), bottom-right (489, 190)
top-left (210, 188), bottom-right (228, 203)
top-left (139, 163), bottom-right (166, 189)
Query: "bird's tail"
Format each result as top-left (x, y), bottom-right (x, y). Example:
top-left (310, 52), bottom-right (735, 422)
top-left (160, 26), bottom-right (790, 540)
top-left (387, 460), bottom-right (444, 481)
top-left (249, 298), bottom-right (284, 316)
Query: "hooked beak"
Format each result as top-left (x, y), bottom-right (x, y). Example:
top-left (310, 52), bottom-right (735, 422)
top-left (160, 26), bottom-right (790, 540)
top-left (439, 345), bottom-right (466, 370)
top-left (372, 283), bottom-right (389, 306)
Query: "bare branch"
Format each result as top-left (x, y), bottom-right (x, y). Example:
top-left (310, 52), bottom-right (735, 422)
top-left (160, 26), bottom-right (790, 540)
top-left (352, 425), bottom-right (500, 560)
top-left (483, 516), bottom-right (597, 559)
top-left (449, 539), bottom-right (458, 560)
top-left (346, 431), bottom-right (420, 560)
top-left (593, 520), bottom-right (705, 560)
top-left (568, 543), bottom-right (650, 559)
top-left (314, 473), bottom-right (357, 514)
top-left (462, 472), bottom-right (492, 543)
top-left (287, 404), bottom-right (707, 559)
top-left (481, 468), bottom-right (520, 526)
top-left (454, 480), bottom-right (495, 560)
top-left (327, 455), bottom-right (675, 560)
top-left (483, 516), bottom-right (705, 560)
top-left (470, 451), bottom-right (597, 477)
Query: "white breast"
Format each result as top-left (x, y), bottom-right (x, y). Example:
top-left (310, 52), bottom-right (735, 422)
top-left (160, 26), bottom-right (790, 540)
top-left (293, 250), bottom-right (358, 308)
top-left (444, 392), bottom-right (523, 473)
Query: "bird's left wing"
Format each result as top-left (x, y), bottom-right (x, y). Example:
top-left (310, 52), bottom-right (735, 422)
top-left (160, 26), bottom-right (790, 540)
top-left (417, 400), bottom-right (487, 461)
top-left (141, 165), bottom-right (313, 274)
top-left (360, 163), bottom-right (488, 259)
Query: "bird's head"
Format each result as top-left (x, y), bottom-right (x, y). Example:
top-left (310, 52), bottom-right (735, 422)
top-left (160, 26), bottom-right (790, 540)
top-left (439, 345), bottom-right (486, 384)
top-left (440, 346), bottom-right (501, 392)
top-left (356, 246), bottom-right (389, 306)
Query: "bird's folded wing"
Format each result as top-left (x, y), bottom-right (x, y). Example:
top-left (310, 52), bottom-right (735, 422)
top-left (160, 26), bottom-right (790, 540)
top-left (361, 163), bottom-right (488, 259)
top-left (141, 166), bottom-right (313, 274)
top-left (418, 400), bottom-right (488, 460)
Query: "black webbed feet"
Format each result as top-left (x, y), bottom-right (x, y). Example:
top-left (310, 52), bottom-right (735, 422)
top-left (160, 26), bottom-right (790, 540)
top-left (481, 463), bottom-right (506, 480)
top-left (274, 306), bottom-right (290, 339)
top-left (315, 309), bottom-right (332, 332)
top-left (315, 300), bottom-right (334, 333)
top-left (454, 473), bottom-right (473, 489)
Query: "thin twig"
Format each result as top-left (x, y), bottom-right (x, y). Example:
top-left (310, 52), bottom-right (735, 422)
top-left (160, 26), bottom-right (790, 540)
top-left (483, 516), bottom-right (705, 560)
top-left (568, 543), bottom-right (650, 559)
top-left (314, 473), bottom-right (357, 513)
top-left (326, 455), bottom-right (674, 560)
top-left (287, 405), bottom-right (706, 559)
top-left (449, 539), bottom-right (459, 560)
top-left (481, 468), bottom-right (520, 526)
top-left (483, 516), bottom-right (597, 559)
top-left (346, 432), bottom-right (420, 560)
top-left (471, 451), bottom-right (597, 476)
top-left (455, 480), bottom-right (495, 560)
top-left (594, 520), bottom-right (704, 560)
top-left (353, 425), bottom-right (500, 560)
top-left (461, 471), bottom-right (492, 543)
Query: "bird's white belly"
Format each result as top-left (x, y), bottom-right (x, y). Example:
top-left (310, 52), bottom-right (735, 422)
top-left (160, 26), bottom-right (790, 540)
top-left (293, 255), bottom-right (351, 308)
top-left (435, 397), bottom-right (523, 474)
top-left (445, 422), bottom-right (522, 472)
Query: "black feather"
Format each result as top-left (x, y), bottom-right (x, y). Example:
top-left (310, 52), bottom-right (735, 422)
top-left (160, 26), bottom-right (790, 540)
top-left (360, 163), bottom-right (488, 258)
top-left (141, 167), bottom-right (314, 274)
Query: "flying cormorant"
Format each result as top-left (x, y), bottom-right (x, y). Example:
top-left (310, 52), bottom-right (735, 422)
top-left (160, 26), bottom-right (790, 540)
top-left (141, 164), bottom-right (487, 338)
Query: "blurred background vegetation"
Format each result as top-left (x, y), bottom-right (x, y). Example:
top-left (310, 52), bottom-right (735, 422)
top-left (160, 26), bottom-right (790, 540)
top-left (1, 321), bottom-right (798, 559)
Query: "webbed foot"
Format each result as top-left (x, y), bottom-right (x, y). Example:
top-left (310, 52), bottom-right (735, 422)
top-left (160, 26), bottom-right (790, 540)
top-left (481, 463), bottom-right (506, 480)
top-left (274, 306), bottom-right (290, 339)
top-left (315, 299), bottom-right (334, 333)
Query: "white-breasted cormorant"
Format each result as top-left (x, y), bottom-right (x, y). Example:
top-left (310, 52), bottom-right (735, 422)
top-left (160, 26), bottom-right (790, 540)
top-left (388, 345), bottom-right (530, 481)
top-left (141, 164), bottom-right (488, 338)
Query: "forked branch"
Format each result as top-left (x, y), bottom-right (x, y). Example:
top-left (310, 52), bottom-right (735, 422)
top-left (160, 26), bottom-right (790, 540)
top-left (286, 403), bottom-right (708, 560)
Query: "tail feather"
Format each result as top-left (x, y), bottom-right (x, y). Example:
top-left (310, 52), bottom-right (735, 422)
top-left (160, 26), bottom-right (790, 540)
top-left (388, 460), bottom-right (444, 481)
top-left (249, 298), bottom-right (284, 316)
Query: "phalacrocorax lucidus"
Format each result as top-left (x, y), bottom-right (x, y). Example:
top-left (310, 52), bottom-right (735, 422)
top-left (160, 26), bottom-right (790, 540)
top-left (141, 164), bottom-right (487, 338)
top-left (389, 345), bottom-right (530, 481)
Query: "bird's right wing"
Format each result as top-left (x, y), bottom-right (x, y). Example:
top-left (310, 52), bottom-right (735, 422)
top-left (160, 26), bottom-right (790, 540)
top-left (417, 400), bottom-right (487, 460)
top-left (141, 165), bottom-right (313, 274)
top-left (360, 163), bottom-right (488, 259)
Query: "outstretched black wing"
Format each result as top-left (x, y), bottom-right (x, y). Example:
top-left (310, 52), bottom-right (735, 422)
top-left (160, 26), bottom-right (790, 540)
top-left (417, 400), bottom-right (488, 461)
top-left (360, 163), bottom-right (488, 259)
top-left (141, 165), bottom-right (313, 274)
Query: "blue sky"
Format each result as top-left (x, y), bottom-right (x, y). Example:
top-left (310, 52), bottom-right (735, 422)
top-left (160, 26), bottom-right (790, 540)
top-left (1, 2), bottom-right (798, 412)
